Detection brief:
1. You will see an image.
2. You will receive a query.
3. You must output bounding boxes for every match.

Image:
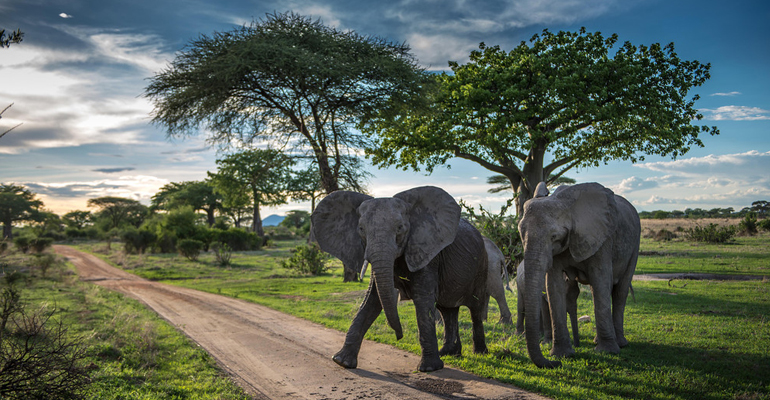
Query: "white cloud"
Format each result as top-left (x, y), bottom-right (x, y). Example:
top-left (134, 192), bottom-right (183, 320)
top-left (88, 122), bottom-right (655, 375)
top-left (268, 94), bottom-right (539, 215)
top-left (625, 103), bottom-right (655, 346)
top-left (613, 176), bottom-right (658, 194)
top-left (59, 13), bottom-right (73, 19)
top-left (710, 91), bottom-right (741, 96)
top-left (635, 151), bottom-right (770, 177)
top-left (701, 105), bottom-right (770, 121)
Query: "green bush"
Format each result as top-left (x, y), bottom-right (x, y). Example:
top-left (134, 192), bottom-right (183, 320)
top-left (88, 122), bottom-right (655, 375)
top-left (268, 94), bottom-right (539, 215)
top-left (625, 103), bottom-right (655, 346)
top-left (176, 239), bottom-right (203, 261)
top-left (13, 236), bottom-right (31, 253)
top-left (654, 229), bottom-right (677, 241)
top-left (266, 225), bottom-right (294, 240)
top-left (685, 223), bottom-right (736, 243)
top-left (30, 237), bottom-right (54, 253)
top-left (758, 218), bottom-right (770, 231)
top-left (211, 242), bottom-right (232, 267)
top-left (210, 228), bottom-right (261, 251)
top-left (282, 243), bottom-right (328, 275)
top-left (738, 212), bottom-right (758, 235)
top-left (460, 199), bottom-right (521, 271)
top-left (122, 228), bottom-right (157, 254)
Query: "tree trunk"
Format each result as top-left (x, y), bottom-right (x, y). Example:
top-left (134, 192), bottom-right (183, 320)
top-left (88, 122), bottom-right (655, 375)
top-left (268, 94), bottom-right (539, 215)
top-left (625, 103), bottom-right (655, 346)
top-left (205, 207), bottom-right (216, 227)
top-left (515, 143), bottom-right (547, 216)
top-left (2, 221), bottom-right (12, 240)
top-left (252, 194), bottom-right (264, 237)
top-left (318, 154), bottom-right (340, 194)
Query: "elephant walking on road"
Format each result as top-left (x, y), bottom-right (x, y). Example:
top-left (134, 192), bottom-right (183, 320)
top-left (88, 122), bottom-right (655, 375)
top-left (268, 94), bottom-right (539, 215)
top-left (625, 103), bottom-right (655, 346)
top-left (311, 186), bottom-right (489, 372)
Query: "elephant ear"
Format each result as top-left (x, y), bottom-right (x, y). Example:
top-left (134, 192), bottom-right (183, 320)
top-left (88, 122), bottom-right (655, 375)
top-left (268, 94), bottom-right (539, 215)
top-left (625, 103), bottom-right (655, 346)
top-left (557, 183), bottom-right (616, 263)
top-left (311, 190), bottom-right (373, 270)
top-left (394, 186), bottom-right (460, 272)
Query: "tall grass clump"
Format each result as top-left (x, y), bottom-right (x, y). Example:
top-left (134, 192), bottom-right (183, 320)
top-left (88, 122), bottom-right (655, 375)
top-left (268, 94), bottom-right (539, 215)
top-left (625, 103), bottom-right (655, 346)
top-left (737, 212), bottom-right (758, 235)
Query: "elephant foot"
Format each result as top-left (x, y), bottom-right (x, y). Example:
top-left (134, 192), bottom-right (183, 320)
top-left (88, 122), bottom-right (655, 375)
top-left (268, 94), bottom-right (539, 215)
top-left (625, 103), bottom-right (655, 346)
top-left (332, 348), bottom-right (358, 369)
top-left (439, 343), bottom-right (462, 357)
top-left (498, 315), bottom-right (513, 325)
top-left (550, 344), bottom-right (576, 358)
top-left (418, 356), bottom-right (444, 372)
top-left (594, 341), bottom-right (621, 354)
top-left (617, 336), bottom-right (629, 348)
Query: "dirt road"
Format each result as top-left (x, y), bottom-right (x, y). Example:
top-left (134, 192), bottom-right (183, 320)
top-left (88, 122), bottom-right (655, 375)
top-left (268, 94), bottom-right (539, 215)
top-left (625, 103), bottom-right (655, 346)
top-left (55, 246), bottom-right (547, 400)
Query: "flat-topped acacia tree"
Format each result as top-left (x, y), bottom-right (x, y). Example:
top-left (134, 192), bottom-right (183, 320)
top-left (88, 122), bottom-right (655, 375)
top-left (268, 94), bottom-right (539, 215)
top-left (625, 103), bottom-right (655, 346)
top-left (145, 12), bottom-right (426, 195)
top-left (363, 28), bottom-right (719, 215)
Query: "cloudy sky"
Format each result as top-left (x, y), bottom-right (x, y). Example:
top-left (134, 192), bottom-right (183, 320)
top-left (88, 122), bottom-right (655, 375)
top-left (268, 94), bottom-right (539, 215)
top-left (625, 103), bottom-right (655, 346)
top-left (1, 0), bottom-right (768, 217)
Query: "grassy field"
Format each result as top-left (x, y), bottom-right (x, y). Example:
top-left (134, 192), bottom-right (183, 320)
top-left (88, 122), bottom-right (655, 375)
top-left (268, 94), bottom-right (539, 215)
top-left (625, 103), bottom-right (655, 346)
top-left (71, 228), bottom-right (770, 400)
top-left (0, 250), bottom-right (250, 400)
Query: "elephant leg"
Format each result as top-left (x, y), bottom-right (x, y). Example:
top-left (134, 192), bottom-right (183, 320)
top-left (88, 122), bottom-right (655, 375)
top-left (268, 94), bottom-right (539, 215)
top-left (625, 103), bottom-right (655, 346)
top-left (546, 269), bottom-right (575, 358)
top-left (332, 279), bottom-right (382, 369)
top-left (516, 289), bottom-right (526, 335)
top-left (540, 295), bottom-right (552, 344)
top-left (566, 279), bottom-right (580, 347)
top-left (469, 303), bottom-right (489, 354)
top-left (437, 305), bottom-right (461, 357)
top-left (490, 284), bottom-right (513, 325)
top-left (413, 290), bottom-right (444, 372)
top-left (590, 273), bottom-right (621, 354)
top-left (612, 257), bottom-right (637, 348)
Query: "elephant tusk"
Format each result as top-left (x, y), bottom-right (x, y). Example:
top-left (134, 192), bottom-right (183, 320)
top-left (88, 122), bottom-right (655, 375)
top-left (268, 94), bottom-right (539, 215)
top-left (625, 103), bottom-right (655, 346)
top-left (360, 259), bottom-right (369, 280)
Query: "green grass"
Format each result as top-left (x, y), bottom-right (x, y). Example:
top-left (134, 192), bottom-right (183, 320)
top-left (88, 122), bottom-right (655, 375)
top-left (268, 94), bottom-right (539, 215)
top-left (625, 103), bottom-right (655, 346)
top-left (637, 234), bottom-right (770, 276)
top-left (72, 236), bottom-right (770, 400)
top-left (0, 249), bottom-right (250, 400)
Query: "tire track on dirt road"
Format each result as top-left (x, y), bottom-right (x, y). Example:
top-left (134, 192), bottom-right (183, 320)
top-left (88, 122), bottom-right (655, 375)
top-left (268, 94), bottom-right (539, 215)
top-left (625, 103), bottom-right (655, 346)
top-left (55, 245), bottom-right (548, 400)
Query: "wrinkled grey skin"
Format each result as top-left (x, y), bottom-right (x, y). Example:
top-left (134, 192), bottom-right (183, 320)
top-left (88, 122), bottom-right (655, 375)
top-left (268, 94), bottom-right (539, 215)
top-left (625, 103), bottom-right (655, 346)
top-left (482, 236), bottom-right (512, 324)
top-left (311, 186), bottom-right (488, 372)
top-left (518, 182), bottom-right (640, 368)
top-left (515, 261), bottom-right (580, 347)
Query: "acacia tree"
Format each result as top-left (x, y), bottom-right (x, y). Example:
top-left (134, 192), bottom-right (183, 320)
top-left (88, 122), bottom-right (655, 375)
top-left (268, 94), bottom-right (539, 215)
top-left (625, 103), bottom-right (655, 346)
top-left (0, 184), bottom-right (43, 239)
top-left (208, 149), bottom-right (294, 237)
top-left (86, 197), bottom-right (146, 231)
top-left (145, 12), bottom-right (425, 194)
top-left (152, 180), bottom-right (223, 227)
top-left (364, 28), bottom-right (719, 215)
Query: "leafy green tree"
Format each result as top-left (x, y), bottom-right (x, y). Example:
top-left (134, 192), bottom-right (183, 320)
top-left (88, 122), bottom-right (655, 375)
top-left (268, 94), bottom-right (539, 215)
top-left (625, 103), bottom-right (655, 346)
top-left (87, 197), bottom-right (147, 231)
top-left (208, 149), bottom-right (294, 237)
top-left (0, 184), bottom-right (43, 239)
top-left (364, 28), bottom-right (718, 215)
top-left (145, 12), bottom-right (425, 195)
top-left (62, 210), bottom-right (92, 229)
top-left (152, 180), bottom-right (223, 227)
top-left (751, 200), bottom-right (769, 217)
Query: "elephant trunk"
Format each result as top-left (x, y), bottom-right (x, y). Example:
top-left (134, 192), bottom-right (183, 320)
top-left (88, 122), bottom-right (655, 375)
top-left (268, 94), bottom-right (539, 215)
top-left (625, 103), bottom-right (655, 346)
top-left (372, 260), bottom-right (403, 340)
top-left (524, 251), bottom-right (561, 369)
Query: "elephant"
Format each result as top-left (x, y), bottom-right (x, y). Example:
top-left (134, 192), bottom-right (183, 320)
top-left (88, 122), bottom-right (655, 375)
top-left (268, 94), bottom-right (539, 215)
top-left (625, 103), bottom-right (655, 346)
top-left (311, 186), bottom-right (489, 372)
top-left (482, 236), bottom-right (513, 324)
top-left (518, 182), bottom-right (640, 368)
top-left (515, 260), bottom-right (580, 347)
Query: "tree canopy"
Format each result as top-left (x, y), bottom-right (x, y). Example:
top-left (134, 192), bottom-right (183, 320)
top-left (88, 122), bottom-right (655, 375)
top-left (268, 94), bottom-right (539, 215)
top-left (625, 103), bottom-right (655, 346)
top-left (145, 11), bottom-right (426, 194)
top-left (364, 28), bottom-right (718, 215)
top-left (0, 28), bottom-right (23, 48)
top-left (87, 197), bottom-right (146, 231)
top-left (152, 180), bottom-right (223, 227)
top-left (0, 184), bottom-right (43, 239)
top-left (208, 148), bottom-right (294, 236)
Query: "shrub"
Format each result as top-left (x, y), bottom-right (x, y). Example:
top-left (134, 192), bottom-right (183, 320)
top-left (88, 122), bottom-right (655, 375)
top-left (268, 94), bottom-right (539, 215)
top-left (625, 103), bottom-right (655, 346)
top-left (282, 243), bottom-right (328, 275)
top-left (12, 236), bottom-right (31, 253)
top-left (685, 223), bottom-right (736, 243)
top-left (33, 253), bottom-right (58, 277)
top-left (30, 237), bottom-right (54, 253)
top-left (122, 227), bottom-right (157, 254)
top-left (211, 242), bottom-right (232, 267)
top-left (737, 212), bottom-right (758, 236)
top-left (0, 239), bottom-right (7, 255)
top-left (460, 199), bottom-right (521, 272)
top-left (654, 229), bottom-right (677, 241)
top-left (265, 225), bottom-right (294, 240)
top-left (0, 285), bottom-right (91, 399)
top-left (211, 228), bottom-right (261, 251)
top-left (758, 218), bottom-right (770, 232)
top-left (177, 239), bottom-right (203, 261)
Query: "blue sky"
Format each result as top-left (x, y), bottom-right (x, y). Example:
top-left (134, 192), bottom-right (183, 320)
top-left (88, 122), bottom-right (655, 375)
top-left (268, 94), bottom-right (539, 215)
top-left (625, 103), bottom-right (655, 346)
top-left (1, 0), bottom-right (768, 217)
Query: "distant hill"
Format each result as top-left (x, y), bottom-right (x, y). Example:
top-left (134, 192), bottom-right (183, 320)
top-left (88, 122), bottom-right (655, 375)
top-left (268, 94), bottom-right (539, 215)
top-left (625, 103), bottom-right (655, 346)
top-left (262, 214), bottom-right (285, 227)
